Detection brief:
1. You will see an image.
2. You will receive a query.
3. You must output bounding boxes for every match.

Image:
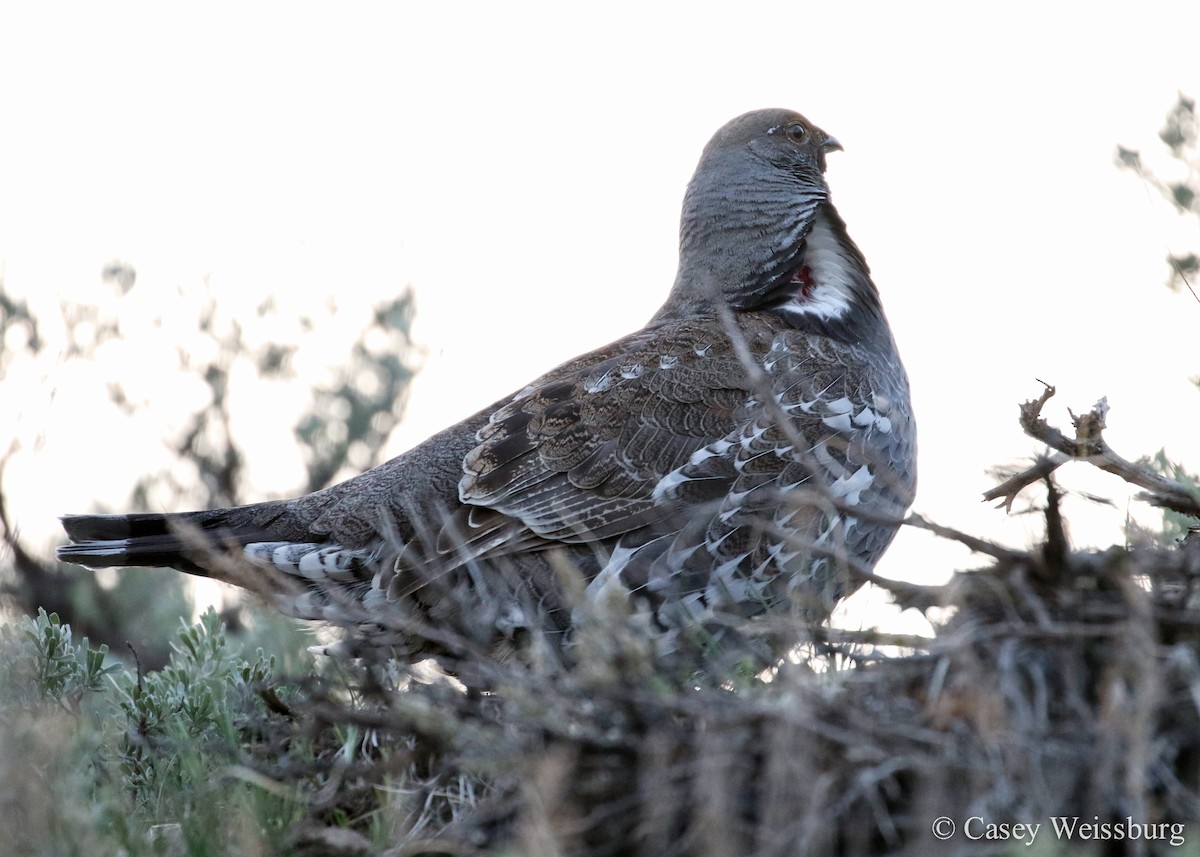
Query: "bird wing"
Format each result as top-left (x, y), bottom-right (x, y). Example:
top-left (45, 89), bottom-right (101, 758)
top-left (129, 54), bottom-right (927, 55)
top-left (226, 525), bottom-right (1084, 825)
top-left (442, 313), bottom-right (909, 574)
top-left (443, 316), bottom-right (770, 558)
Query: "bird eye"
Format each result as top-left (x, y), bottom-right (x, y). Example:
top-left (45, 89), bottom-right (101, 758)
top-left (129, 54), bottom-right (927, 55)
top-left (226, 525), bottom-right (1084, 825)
top-left (784, 123), bottom-right (808, 143)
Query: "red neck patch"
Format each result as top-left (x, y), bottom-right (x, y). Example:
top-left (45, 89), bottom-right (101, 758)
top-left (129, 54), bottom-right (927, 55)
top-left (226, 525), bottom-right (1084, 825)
top-left (789, 264), bottom-right (815, 300)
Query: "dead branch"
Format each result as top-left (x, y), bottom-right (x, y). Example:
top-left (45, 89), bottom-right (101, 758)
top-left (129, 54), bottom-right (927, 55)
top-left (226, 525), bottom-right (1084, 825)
top-left (983, 383), bottom-right (1200, 518)
top-left (905, 513), bottom-right (1023, 562)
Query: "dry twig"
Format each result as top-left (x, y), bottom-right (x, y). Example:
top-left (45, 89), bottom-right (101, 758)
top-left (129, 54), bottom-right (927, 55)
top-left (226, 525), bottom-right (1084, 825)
top-left (983, 383), bottom-right (1200, 518)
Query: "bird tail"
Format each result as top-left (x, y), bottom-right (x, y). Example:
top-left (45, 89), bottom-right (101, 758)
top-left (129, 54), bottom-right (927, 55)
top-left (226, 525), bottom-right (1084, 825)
top-left (57, 505), bottom-right (289, 576)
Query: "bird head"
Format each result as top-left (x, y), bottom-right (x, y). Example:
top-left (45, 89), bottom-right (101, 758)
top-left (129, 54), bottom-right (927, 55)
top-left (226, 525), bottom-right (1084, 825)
top-left (665, 109), bottom-right (852, 321)
top-left (706, 109), bottom-right (842, 178)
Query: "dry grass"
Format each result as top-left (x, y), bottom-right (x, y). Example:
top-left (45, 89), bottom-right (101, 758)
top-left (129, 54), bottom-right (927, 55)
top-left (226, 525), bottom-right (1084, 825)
top-left (261, 487), bottom-right (1199, 856)
top-left (285, 393), bottom-right (1200, 856)
top-left (9, 392), bottom-right (1200, 856)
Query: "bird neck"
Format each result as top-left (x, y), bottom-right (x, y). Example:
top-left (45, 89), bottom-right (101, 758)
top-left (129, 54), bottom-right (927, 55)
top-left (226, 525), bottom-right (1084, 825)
top-left (763, 205), bottom-right (884, 335)
top-left (656, 199), bottom-right (884, 340)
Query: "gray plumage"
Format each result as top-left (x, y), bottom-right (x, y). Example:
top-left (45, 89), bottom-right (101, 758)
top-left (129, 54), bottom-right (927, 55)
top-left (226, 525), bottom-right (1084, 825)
top-left (58, 109), bottom-right (916, 665)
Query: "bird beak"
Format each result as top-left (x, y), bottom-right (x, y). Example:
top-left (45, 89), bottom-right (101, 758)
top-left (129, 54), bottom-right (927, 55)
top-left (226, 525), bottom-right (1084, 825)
top-left (822, 135), bottom-right (843, 153)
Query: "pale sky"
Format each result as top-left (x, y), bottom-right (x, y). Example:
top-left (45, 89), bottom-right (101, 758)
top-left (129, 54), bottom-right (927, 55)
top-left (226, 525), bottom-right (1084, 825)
top-left (2, 2), bottom-right (1199, 627)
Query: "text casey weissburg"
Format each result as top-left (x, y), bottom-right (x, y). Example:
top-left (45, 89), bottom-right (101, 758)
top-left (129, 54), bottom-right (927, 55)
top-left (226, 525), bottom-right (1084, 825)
top-left (963, 816), bottom-right (1185, 847)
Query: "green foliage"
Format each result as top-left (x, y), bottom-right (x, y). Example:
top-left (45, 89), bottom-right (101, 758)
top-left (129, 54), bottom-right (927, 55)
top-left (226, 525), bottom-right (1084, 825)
top-left (1119, 96), bottom-right (1200, 541)
top-left (1118, 93), bottom-right (1200, 293)
top-left (0, 248), bottom-right (421, 852)
top-left (112, 608), bottom-right (274, 802)
top-left (1159, 94), bottom-right (1198, 162)
top-left (1145, 449), bottom-right (1200, 541)
top-left (0, 607), bottom-right (320, 855)
top-left (0, 290), bottom-right (41, 372)
top-left (0, 608), bottom-right (117, 710)
top-left (296, 292), bottom-right (417, 492)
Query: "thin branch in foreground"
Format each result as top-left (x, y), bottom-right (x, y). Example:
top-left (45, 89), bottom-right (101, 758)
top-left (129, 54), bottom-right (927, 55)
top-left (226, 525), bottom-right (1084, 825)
top-left (904, 513), bottom-right (1023, 563)
top-left (984, 452), bottom-right (1070, 512)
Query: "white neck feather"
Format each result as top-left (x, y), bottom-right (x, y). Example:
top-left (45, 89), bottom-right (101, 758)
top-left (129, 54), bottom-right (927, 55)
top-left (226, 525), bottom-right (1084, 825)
top-left (773, 211), bottom-right (857, 323)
